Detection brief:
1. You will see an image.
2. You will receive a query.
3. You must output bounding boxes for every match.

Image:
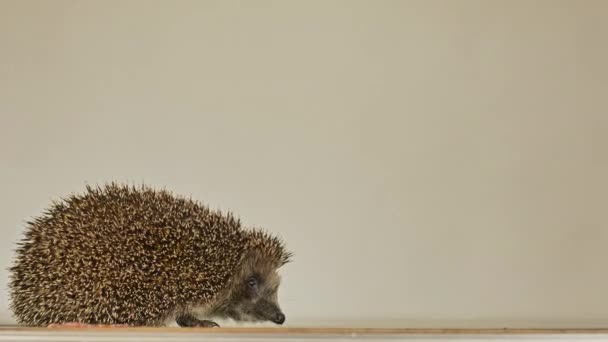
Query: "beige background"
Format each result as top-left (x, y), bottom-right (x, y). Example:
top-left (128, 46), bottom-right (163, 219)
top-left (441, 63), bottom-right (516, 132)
top-left (1, 0), bottom-right (607, 328)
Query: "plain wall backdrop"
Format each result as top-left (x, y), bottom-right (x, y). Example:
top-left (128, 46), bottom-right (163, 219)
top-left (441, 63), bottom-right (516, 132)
top-left (0, 0), bottom-right (607, 328)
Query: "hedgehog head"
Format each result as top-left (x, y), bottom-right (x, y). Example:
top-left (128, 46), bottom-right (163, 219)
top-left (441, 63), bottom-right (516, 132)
top-left (211, 229), bottom-right (292, 325)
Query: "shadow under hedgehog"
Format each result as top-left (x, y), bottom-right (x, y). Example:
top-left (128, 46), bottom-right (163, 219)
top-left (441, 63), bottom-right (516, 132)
top-left (8, 183), bottom-right (292, 328)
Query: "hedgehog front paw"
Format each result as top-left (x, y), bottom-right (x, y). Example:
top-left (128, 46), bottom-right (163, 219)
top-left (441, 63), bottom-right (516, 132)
top-left (196, 320), bottom-right (220, 328)
top-left (176, 315), bottom-right (220, 328)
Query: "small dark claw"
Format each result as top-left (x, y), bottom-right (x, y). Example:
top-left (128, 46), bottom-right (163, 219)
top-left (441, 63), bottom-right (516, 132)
top-left (198, 320), bottom-right (220, 328)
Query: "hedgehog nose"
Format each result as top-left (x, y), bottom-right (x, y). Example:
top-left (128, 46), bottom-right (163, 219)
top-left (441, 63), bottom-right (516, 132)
top-left (273, 313), bottom-right (285, 325)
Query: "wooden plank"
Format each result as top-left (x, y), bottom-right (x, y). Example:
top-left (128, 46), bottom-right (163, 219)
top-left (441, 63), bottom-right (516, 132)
top-left (2, 327), bottom-right (608, 335)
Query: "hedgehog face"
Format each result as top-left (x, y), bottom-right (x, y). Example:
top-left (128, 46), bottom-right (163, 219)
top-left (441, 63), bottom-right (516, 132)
top-left (221, 251), bottom-right (286, 325)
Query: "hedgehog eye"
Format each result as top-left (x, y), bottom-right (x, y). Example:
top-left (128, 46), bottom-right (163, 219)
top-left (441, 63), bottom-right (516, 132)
top-left (247, 277), bottom-right (258, 289)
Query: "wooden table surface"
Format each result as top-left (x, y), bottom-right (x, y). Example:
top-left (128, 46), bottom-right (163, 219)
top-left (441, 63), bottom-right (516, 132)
top-left (2, 326), bottom-right (608, 342)
top-left (2, 326), bottom-right (608, 334)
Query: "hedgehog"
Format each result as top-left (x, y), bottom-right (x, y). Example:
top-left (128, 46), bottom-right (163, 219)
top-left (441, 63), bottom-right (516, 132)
top-left (8, 183), bottom-right (292, 328)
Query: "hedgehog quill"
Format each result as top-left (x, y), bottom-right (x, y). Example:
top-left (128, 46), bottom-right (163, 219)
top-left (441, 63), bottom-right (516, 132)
top-left (8, 183), bottom-right (292, 327)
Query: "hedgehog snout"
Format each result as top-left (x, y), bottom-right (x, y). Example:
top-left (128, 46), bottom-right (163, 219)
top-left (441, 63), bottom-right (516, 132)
top-left (252, 298), bottom-right (285, 325)
top-left (272, 312), bottom-right (286, 325)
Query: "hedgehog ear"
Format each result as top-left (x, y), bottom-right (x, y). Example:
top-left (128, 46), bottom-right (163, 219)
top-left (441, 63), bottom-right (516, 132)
top-left (240, 248), bottom-right (262, 270)
top-left (241, 249), bottom-right (260, 274)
